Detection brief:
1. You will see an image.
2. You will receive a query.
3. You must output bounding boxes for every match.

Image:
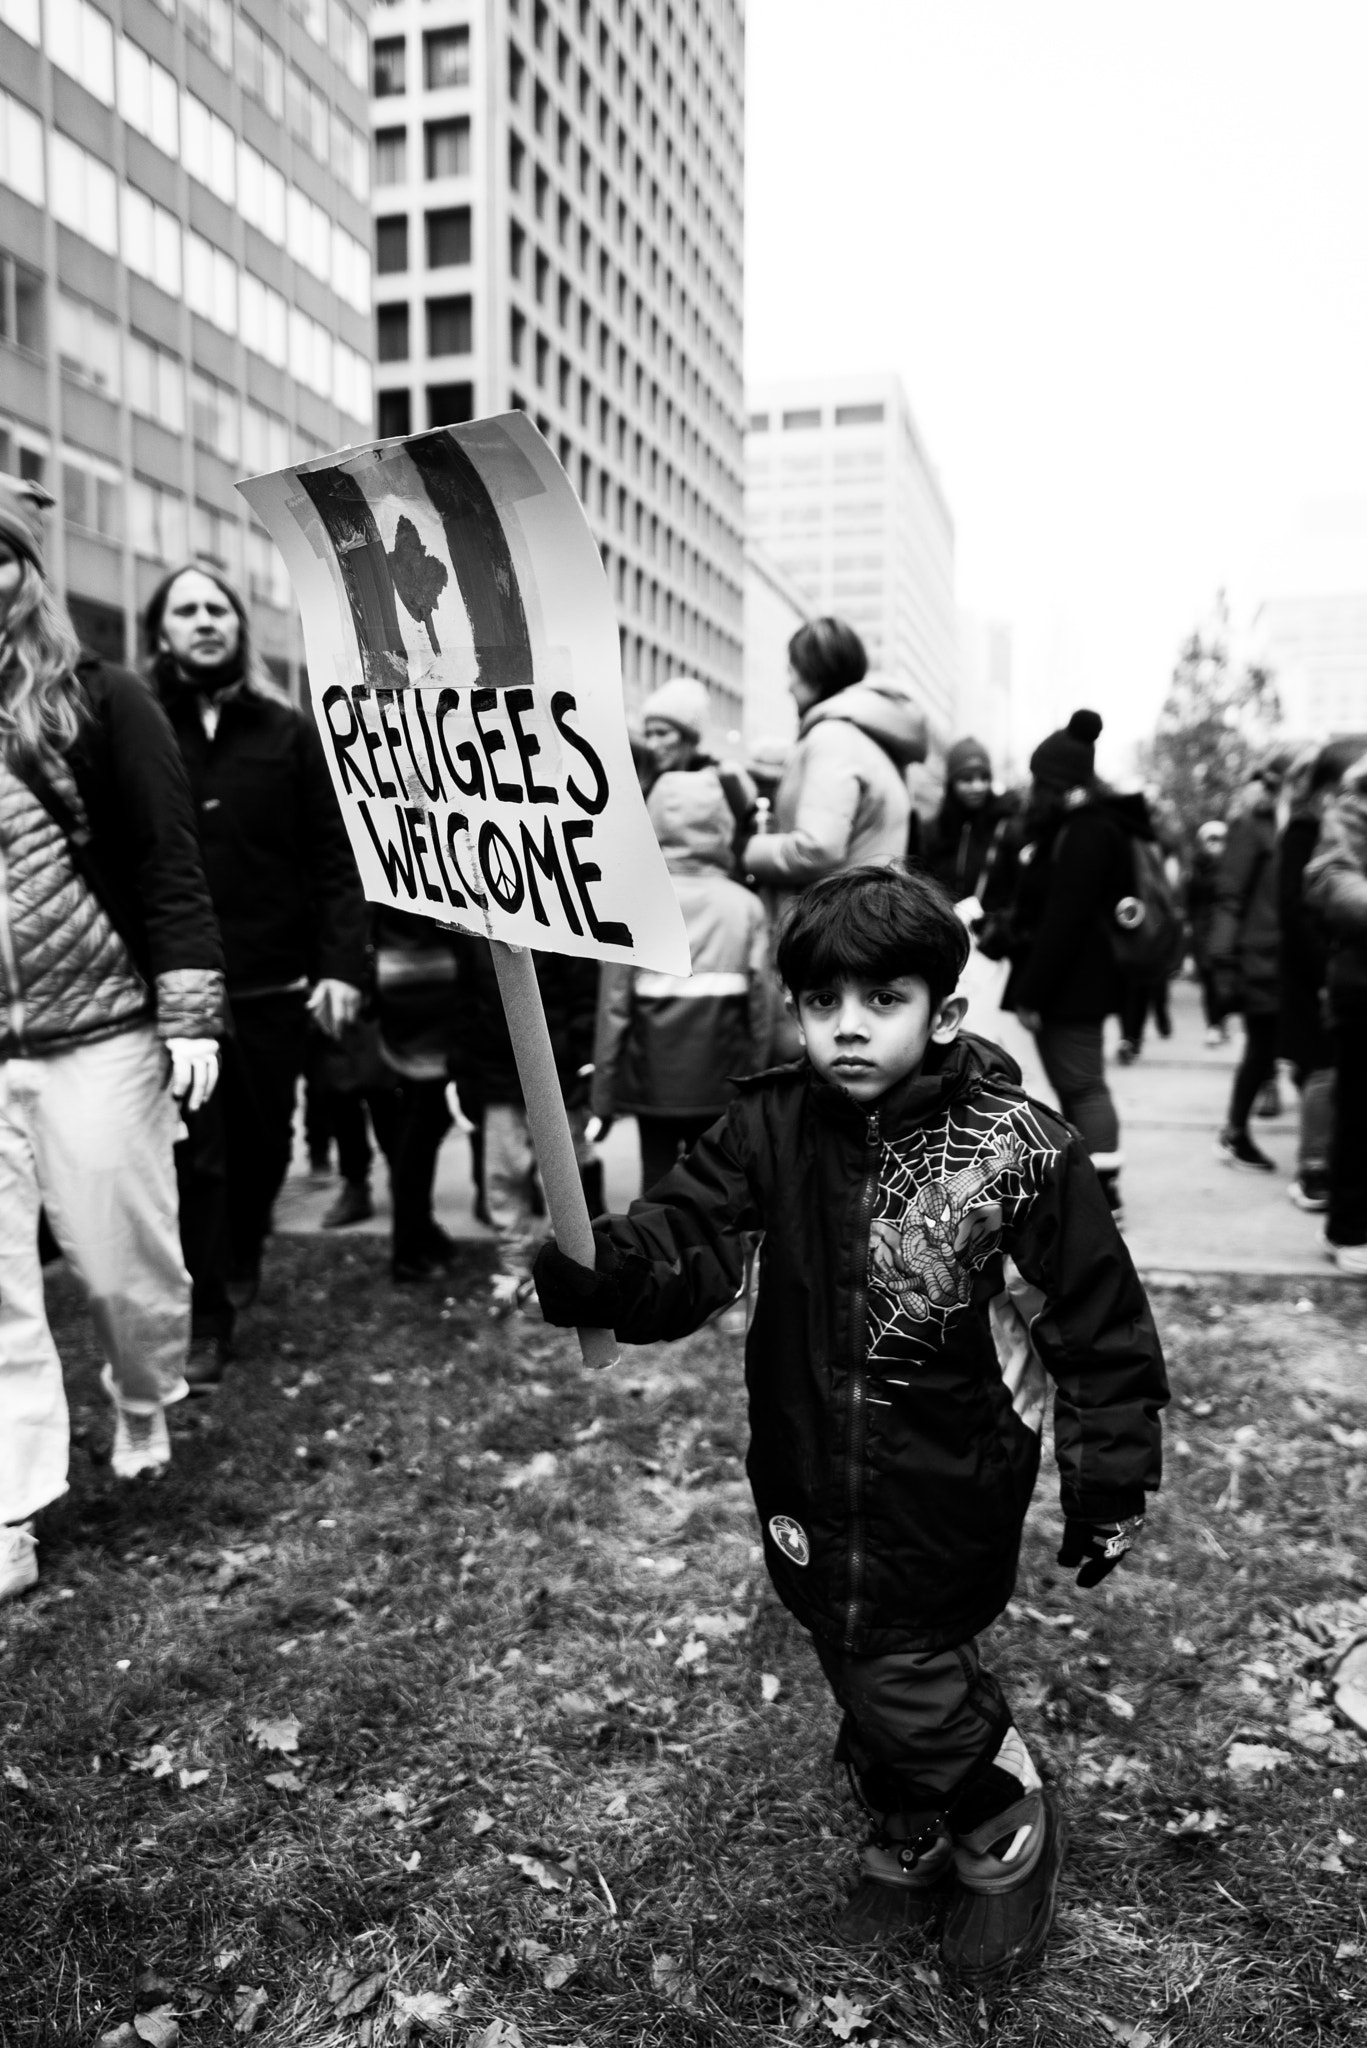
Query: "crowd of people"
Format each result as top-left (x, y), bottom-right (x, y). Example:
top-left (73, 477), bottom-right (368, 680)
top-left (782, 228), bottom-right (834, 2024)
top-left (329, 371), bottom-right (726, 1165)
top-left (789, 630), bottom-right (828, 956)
top-left (3, 457), bottom-right (1366, 1983)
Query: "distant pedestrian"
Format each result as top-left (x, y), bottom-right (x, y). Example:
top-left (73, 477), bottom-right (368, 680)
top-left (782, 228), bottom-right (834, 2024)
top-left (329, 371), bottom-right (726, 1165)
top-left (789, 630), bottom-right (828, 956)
top-left (922, 737), bottom-right (1018, 909)
top-left (1186, 820), bottom-right (1230, 1044)
top-left (145, 566), bottom-right (367, 1376)
top-left (1304, 748), bottom-right (1367, 1275)
top-left (1209, 752), bottom-right (1289, 1175)
top-left (366, 908), bottom-right (461, 1283)
top-left (743, 617), bottom-right (928, 1055)
top-left (449, 938), bottom-right (600, 1309)
top-left (0, 482), bottom-right (224, 1604)
top-left (638, 674), bottom-right (756, 862)
top-left (1279, 741), bottom-right (1360, 1213)
top-left (593, 769), bottom-right (772, 1192)
top-left (1001, 710), bottom-right (1154, 1224)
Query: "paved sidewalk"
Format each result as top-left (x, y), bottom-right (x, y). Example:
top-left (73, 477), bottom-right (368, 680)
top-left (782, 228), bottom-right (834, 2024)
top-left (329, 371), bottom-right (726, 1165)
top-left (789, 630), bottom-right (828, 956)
top-left (275, 977), bottom-right (1344, 1281)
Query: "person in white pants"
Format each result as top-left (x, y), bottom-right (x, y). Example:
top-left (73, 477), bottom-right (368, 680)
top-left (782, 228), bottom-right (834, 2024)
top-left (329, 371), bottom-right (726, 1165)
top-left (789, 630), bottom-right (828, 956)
top-left (0, 478), bottom-right (224, 1603)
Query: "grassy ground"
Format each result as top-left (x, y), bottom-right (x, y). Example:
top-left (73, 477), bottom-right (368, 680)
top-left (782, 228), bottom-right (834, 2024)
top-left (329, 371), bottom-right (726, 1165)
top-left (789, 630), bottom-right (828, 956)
top-left (2, 1244), bottom-right (1366, 2048)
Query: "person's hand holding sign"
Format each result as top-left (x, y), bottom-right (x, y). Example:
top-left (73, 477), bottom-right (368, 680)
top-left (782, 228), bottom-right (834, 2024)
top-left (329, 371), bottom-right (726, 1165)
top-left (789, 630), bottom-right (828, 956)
top-left (308, 978), bottom-right (363, 1039)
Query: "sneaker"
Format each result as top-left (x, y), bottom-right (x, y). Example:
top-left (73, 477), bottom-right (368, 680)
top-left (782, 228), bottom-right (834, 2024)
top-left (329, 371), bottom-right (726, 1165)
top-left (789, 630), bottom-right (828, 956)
top-left (1322, 1230), bottom-right (1367, 1277)
top-left (833, 1831), bottom-right (953, 1944)
top-left (0, 1523), bottom-right (38, 1604)
top-left (322, 1181), bottom-right (374, 1229)
top-left (100, 1365), bottom-right (171, 1480)
top-left (1215, 1129), bottom-right (1275, 1173)
top-left (941, 1787), bottom-right (1066, 1987)
top-left (1288, 1176), bottom-right (1330, 1214)
top-left (183, 1334), bottom-right (227, 1396)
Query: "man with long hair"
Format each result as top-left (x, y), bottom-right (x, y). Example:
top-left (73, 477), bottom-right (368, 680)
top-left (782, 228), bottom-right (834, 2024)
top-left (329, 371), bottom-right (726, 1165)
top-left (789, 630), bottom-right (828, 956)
top-left (143, 564), bottom-right (366, 1374)
top-left (0, 478), bottom-right (224, 1602)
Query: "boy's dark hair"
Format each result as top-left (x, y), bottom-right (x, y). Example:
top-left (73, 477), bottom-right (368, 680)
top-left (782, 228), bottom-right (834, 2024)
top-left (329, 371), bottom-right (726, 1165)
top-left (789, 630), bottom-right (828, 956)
top-left (776, 865), bottom-right (970, 1006)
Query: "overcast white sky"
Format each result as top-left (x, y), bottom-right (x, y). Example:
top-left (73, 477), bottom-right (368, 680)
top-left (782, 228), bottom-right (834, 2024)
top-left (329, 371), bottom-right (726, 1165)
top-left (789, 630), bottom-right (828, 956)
top-left (743, 0), bottom-right (1367, 776)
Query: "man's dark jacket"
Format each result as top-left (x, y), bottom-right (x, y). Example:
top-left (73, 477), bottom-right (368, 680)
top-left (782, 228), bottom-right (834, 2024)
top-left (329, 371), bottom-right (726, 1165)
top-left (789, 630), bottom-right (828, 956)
top-left (536, 1035), bottom-right (1167, 1657)
top-left (155, 667), bottom-right (366, 995)
top-left (447, 934), bottom-right (598, 1114)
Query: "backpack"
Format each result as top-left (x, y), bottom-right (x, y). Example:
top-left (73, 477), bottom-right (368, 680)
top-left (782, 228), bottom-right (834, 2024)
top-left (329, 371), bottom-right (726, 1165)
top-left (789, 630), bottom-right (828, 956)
top-left (1110, 836), bottom-right (1184, 977)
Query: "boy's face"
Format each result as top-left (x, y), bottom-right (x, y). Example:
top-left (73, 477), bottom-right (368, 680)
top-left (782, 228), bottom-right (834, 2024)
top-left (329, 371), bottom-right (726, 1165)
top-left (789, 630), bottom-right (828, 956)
top-left (795, 974), bottom-right (967, 1104)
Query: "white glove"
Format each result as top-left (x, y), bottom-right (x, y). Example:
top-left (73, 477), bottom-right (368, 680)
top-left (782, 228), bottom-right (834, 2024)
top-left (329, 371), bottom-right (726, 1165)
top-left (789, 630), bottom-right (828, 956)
top-left (166, 1037), bottom-right (220, 1112)
top-left (307, 978), bottom-right (363, 1039)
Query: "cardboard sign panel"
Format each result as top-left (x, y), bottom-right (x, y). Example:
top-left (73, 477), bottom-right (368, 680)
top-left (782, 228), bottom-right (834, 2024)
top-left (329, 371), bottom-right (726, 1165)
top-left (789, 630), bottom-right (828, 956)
top-left (239, 415), bottom-right (689, 975)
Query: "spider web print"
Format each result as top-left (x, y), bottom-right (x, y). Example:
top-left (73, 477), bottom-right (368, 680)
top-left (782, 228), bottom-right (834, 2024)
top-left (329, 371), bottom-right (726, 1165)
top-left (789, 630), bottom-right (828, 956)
top-left (864, 1091), bottom-right (1062, 1365)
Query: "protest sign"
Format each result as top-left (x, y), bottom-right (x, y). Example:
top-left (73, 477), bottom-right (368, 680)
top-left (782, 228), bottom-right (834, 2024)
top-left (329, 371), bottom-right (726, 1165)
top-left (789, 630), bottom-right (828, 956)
top-left (239, 416), bottom-right (688, 1364)
top-left (238, 413), bottom-right (688, 976)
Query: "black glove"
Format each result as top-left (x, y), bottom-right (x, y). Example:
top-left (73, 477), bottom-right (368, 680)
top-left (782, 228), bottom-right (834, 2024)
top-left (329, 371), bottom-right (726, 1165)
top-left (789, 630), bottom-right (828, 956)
top-left (1057, 1514), bottom-right (1144, 1588)
top-left (532, 1239), bottom-right (618, 1329)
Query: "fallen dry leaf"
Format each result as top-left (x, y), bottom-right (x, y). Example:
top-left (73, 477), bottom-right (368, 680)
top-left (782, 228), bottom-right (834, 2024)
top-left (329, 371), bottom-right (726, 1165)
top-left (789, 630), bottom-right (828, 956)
top-left (132, 2008), bottom-right (179, 2048)
top-left (177, 1768), bottom-right (209, 1789)
top-left (129, 1745), bottom-right (177, 1779)
top-left (1165, 1807), bottom-right (1227, 1838)
top-left (3, 1763), bottom-right (30, 1790)
top-left (231, 1987), bottom-right (268, 2036)
top-left (1226, 1742), bottom-right (1293, 1778)
top-left (393, 1988), bottom-right (455, 2034)
top-left (263, 1771), bottom-right (305, 1793)
top-left (506, 1851), bottom-right (571, 1892)
top-left (466, 2024), bottom-right (523, 2048)
top-left (650, 1954), bottom-right (685, 1995)
top-left (246, 1715), bottom-right (301, 1755)
top-left (332, 1970), bottom-right (387, 2018)
top-left (751, 1963), bottom-right (801, 1999)
top-left (822, 1989), bottom-right (871, 2038)
top-left (760, 1673), bottom-right (781, 1703)
top-left (97, 2030), bottom-right (137, 2048)
top-left (541, 1956), bottom-right (577, 1991)
top-left (469, 1809), bottom-right (496, 1836)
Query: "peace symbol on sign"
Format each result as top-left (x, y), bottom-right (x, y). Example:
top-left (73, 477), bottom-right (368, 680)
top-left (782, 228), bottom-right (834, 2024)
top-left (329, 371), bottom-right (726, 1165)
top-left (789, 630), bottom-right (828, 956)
top-left (478, 822), bottom-right (526, 914)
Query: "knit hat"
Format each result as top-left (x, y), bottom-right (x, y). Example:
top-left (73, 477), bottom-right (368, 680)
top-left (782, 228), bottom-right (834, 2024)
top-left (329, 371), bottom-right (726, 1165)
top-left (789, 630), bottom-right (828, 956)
top-left (946, 736), bottom-right (992, 783)
top-left (1029, 709), bottom-right (1102, 789)
top-left (0, 476), bottom-right (53, 574)
top-left (642, 675), bottom-right (710, 741)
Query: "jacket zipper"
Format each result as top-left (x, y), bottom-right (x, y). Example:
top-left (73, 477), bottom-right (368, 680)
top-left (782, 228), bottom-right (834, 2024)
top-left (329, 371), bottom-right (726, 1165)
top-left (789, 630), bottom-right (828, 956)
top-left (843, 1107), bottom-right (880, 1651)
top-left (0, 836), bottom-right (26, 1050)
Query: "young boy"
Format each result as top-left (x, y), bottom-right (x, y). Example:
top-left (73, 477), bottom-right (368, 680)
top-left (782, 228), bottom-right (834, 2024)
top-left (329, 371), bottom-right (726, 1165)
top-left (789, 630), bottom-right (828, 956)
top-left (534, 866), bottom-right (1167, 1986)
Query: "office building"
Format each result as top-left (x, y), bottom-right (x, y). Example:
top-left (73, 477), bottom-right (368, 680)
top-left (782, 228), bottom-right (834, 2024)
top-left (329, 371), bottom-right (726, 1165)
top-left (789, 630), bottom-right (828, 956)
top-left (367, 0), bottom-right (746, 728)
top-left (956, 609), bottom-right (1013, 775)
top-left (0, 0), bottom-right (374, 683)
top-left (744, 373), bottom-right (956, 751)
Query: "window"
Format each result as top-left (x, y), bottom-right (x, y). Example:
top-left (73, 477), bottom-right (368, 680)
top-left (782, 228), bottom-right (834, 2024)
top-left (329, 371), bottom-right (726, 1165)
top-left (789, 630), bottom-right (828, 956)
top-left (286, 66), bottom-right (329, 160)
top-left (243, 401), bottom-right (289, 473)
top-left (509, 308), bottom-right (525, 365)
top-left (782, 408), bottom-right (821, 429)
top-left (287, 187), bottom-right (332, 281)
top-left (55, 293), bottom-right (119, 396)
top-left (0, 415), bottom-right (48, 482)
top-left (332, 113), bottom-right (369, 199)
top-left (509, 134), bottom-right (525, 191)
top-left (746, 411), bottom-right (769, 432)
top-left (0, 0), bottom-right (39, 44)
top-left (328, 0), bottom-right (367, 89)
top-left (287, 0), bottom-right (325, 45)
top-left (425, 206), bottom-right (470, 268)
top-left (374, 127), bottom-right (407, 186)
top-left (185, 231), bottom-right (237, 334)
top-left (377, 389), bottom-right (411, 437)
top-left (0, 90), bottom-right (44, 207)
top-left (373, 35), bottom-right (406, 95)
top-left (190, 367), bottom-right (238, 461)
top-left (130, 477), bottom-right (187, 561)
top-left (49, 133), bottom-right (117, 253)
top-left (235, 15), bottom-right (284, 119)
top-left (181, 92), bottom-right (236, 204)
top-left (333, 342), bottom-right (371, 422)
top-left (182, 0), bottom-right (232, 67)
top-left (192, 499), bottom-right (241, 578)
top-left (62, 444), bottom-right (122, 541)
top-left (126, 332), bottom-right (184, 431)
top-left (289, 307), bottom-right (332, 396)
top-left (0, 253), bottom-right (45, 354)
top-left (377, 303), bottom-right (409, 362)
top-left (427, 382), bottom-right (473, 428)
top-left (332, 225), bottom-right (371, 314)
top-left (424, 118), bottom-right (470, 179)
top-left (424, 26), bottom-right (469, 88)
top-left (44, 0), bottom-right (114, 103)
top-left (246, 526), bottom-right (290, 608)
top-left (835, 403), bottom-right (885, 426)
top-left (237, 142), bottom-right (286, 244)
top-left (117, 39), bottom-right (179, 157)
top-left (509, 220), bottom-right (525, 278)
top-left (426, 295), bottom-right (471, 357)
top-left (376, 215), bottom-right (409, 274)
top-left (240, 273), bottom-right (288, 367)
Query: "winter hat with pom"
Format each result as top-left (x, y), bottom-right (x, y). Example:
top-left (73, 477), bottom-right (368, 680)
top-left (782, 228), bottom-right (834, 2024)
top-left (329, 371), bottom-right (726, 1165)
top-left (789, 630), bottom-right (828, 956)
top-left (1030, 709), bottom-right (1103, 789)
top-left (945, 736), bottom-right (992, 783)
top-left (642, 675), bottom-right (710, 741)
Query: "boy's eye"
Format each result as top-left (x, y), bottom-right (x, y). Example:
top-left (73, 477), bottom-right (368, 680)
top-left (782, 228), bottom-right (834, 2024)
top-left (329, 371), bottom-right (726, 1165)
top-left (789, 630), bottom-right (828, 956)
top-left (869, 989), bottom-right (905, 1009)
top-left (802, 991), bottom-right (838, 1013)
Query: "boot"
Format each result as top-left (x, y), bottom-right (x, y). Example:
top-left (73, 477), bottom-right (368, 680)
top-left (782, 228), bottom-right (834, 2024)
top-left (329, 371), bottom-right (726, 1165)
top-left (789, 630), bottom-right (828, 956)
top-left (833, 1821), bottom-right (953, 1944)
top-left (940, 1728), bottom-right (1064, 1987)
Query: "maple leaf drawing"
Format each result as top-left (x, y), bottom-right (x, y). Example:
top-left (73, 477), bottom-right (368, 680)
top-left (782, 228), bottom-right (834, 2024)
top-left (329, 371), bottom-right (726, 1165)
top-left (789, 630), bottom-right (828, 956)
top-left (388, 515), bottom-right (449, 655)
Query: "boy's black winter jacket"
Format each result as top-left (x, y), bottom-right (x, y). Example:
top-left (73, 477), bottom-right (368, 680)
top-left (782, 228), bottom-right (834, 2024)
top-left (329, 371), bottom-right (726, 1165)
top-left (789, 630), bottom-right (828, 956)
top-left (538, 1034), bottom-right (1167, 1657)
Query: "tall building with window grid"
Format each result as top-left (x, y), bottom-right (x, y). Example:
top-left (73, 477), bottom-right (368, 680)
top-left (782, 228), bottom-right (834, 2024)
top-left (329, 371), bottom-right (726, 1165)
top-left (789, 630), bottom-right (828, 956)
top-left (369, 0), bottom-right (745, 729)
top-left (745, 374), bottom-right (957, 752)
top-left (0, 0), bottom-right (373, 685)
